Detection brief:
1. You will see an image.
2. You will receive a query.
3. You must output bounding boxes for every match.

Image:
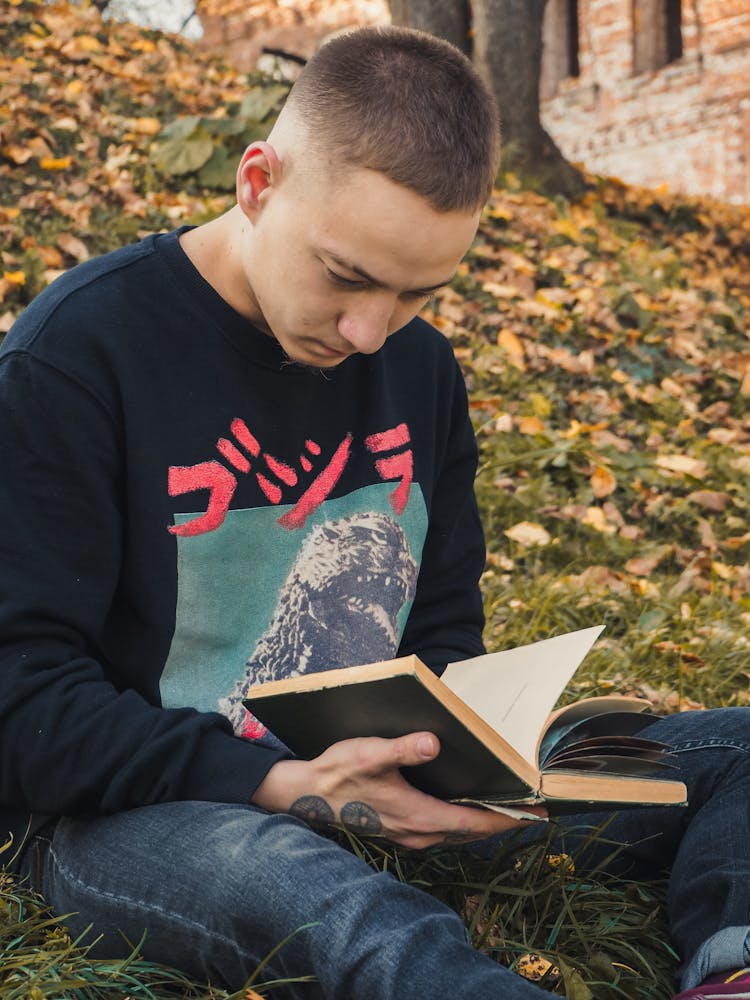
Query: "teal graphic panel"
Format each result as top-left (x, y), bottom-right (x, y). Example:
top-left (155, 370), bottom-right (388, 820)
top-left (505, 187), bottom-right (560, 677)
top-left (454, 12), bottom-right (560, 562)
top-left (160, 483), bottom-right (428, 732)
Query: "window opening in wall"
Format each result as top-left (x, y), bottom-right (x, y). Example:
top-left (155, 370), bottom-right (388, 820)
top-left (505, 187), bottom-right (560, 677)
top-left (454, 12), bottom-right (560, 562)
top-left (666, 0), bottom-right (683, 62)
top-left (567, 0), bottom-right (580, 77)
top-left (633, 0), bottom-right (683, 74)
top-left (540, 0), bottom-right (580, 100)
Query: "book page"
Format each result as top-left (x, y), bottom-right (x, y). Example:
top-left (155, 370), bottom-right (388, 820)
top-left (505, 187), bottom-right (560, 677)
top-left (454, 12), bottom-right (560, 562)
top-left (441, 626), bottom-right (605, 766)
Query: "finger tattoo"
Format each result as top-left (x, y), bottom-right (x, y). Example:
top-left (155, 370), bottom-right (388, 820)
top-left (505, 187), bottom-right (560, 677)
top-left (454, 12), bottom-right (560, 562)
top-left (340, 801), bottom-right (383, 835)
top-left (289, 795), bottom-right (335, 826)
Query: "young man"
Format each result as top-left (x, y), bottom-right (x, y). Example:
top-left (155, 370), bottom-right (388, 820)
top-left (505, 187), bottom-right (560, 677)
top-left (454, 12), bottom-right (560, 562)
top-left (0, 25), bottom-right (748, 1000)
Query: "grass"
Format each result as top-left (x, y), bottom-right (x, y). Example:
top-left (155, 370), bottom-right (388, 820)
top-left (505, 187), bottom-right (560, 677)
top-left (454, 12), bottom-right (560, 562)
top-left (3, 0), bottom-right (750, 995)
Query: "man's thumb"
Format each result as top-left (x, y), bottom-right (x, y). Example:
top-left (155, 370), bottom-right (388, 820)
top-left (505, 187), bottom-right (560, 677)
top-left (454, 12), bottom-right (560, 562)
top-left (397, 731), bottom-right (440, 765)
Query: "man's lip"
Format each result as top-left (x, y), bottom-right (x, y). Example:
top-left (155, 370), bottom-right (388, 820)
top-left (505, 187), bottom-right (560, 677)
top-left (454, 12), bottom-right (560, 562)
top-left (313, 342), bottom-right (352, 359)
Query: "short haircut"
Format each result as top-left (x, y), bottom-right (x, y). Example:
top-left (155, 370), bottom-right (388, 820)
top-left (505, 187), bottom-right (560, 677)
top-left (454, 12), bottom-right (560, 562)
top-left (285, 26), bottom-right (500, 213)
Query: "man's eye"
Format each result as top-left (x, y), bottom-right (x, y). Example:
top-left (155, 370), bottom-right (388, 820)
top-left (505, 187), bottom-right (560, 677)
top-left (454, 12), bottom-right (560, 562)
top-left (326, 268), bottom-right (365, 289)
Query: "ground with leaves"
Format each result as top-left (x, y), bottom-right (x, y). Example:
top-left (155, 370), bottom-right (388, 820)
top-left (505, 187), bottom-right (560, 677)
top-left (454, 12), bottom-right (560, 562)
top-left (2, 1), bottom-right (750, 997)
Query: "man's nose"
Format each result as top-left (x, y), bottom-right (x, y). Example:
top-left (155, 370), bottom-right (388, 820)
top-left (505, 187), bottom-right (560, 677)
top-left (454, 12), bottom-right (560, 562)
top-left (337, 297), bottom-right (396, 355)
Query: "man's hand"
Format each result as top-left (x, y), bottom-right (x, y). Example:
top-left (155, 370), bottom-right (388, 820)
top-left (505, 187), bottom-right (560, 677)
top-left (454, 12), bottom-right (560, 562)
top-left (251, 732), bottom-right (546, 849)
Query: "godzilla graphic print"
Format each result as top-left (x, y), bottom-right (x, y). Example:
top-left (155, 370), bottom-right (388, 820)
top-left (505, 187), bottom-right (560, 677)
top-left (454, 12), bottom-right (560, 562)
top-left (220, 511), bottom-right (418, 737)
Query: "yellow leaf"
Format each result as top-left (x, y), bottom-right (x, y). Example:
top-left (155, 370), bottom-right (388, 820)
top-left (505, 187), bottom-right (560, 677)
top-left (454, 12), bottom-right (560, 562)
top-left (131, 38), bottom-right (156, 53)
top-left (3, 271), bottom-right (25, 286)
top-left (591, 465), bottom-right (617, 498)
top-left (516, 952), bottom-right (559, 982)
top-left (631, 578), bottom-right (661, 598)
top-left (131, 117), bottom-right (162, 136)
top-left (582, 507), bottom-right (615, 533)
top-left (504, 521), bottom-right (551, 547)
top-left (712, 561), bottom-right (733, 580)
top-left (74, 34), bottom-right (101, 52)
top-left (497, 328), bottom-right (526, 371)
top-left (551, 217), bottom-right (581, 241)
top-left (64, 79), bottom-right (85, 99)
top-left (39, 156), bottom-right (72, 171)
top-left (485, 203), bottom-right (514, 222)
top-left (530, 392), bottom-right (552, 418)
top-left (535, 289), bottom-right (563, 310)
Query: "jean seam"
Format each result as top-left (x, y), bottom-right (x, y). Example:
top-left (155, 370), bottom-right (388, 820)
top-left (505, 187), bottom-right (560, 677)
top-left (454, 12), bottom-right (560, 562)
top-left (48, 842), bottom-right (264, 963)
top-left (670, 740), bottom-right (750, 754)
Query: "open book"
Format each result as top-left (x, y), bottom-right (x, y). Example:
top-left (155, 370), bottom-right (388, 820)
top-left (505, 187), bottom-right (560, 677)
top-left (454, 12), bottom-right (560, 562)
top-left (243, 626), bottom-right (687, 814)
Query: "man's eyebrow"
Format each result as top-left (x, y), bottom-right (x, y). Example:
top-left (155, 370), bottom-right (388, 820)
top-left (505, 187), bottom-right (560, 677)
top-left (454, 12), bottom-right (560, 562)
top-left (326, 253), bottom-right (454, 295)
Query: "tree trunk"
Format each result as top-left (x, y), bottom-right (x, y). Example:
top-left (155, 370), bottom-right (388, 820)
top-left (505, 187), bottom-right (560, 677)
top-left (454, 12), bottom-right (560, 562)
top-left (389, 0), bottom-right (587, 197)
top-left (389, 0), bottom-right (472, 57)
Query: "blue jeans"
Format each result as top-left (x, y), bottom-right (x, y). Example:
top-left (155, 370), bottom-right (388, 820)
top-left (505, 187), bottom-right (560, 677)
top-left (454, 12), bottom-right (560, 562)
top-left (13, 708), bottom-right (750, 998)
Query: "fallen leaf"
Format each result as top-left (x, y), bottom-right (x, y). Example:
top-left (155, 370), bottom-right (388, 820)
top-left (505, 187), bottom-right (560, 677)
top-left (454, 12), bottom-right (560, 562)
top-left (39, 156), bottom-right (72, 171)
top-left (0, 311), bottom-right (17, 333)
top-left (517, 415), bottom-right (546, 435)
top-left (582, 506), bottom-right (616, 533)
top-left (591, 464), bottom-right (617, 498)
top-left (497, 328), bottom-right (527, 371)
top-left (656, 454), bottom-right (708, 479)
top-left (687, 490), bottom-right (732, 512)
top-left (625, 546), bottom-right (672, 575)
top-left (723, 532), bottom-right (750, 550)
top-left (504, 521), bottom-right (551, 547)
top-left (56, 234), bottom-right (89, 261)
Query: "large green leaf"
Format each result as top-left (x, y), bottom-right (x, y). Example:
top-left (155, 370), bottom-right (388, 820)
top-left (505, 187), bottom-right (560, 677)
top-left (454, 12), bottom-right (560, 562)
top-left (158, 115), bottom-right (202, 141)
top-left (197, 144), bottom-right (236, 190)
top-left (150, 133), bottom-right (215, 176)
top-left (238, 84), bottom-right (290, 122)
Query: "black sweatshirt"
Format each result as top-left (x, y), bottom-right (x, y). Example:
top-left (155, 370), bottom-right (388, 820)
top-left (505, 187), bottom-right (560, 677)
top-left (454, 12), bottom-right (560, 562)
top-left (0, 230), bottom-right (486, 852)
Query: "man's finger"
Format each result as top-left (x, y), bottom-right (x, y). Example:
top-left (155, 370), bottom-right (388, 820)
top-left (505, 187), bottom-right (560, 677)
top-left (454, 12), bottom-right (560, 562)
top-left (386, 731), bottom-right (441, 767)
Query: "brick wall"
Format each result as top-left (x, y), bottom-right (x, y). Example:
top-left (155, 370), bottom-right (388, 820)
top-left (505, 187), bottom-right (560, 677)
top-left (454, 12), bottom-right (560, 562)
top-left (541, 0), bottom-right (750, 204)
top-left (198, 0), bottom-right (389, 75)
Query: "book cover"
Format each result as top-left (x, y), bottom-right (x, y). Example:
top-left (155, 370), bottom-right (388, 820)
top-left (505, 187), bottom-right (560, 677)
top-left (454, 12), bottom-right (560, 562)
top-left (244, 627), bottom-right (687, 812)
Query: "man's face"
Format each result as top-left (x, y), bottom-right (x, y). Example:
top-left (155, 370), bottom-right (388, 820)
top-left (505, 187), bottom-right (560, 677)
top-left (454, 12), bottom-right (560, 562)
top-left (241, 166), bottom-right (481, 368)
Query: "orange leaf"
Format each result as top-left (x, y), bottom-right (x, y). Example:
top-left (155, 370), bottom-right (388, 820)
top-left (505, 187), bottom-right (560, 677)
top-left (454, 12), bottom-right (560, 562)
top-left (39, 156), bottom-right (72, 171)
top-left (131, 117), bottom-right (162, 136)
top-left (3, 271), bottom-right (25, 286)
top-left (497, 328), bottom-right (526, 371)
top-left (2, 144), bottom-right (35, 165)
top-left (591, 464), bottom-right (617, 498)
top-left (518, 415), bottom-right (545, 435)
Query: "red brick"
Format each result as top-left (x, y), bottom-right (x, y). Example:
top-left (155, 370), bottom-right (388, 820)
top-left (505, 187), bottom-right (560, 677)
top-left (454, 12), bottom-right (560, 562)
top-left (542, 0), bottom-right (750, 204)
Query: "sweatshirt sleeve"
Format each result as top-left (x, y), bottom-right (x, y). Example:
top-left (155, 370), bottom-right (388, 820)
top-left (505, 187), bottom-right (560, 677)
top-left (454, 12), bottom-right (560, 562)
top-left (396, 353), bottom-right (487, 673)
top-left (0, 350), bottom-right (286, 820)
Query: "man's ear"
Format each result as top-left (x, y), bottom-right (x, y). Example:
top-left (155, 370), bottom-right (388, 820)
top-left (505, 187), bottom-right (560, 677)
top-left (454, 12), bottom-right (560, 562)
top-left (236, 141), bottom-right (282, 220)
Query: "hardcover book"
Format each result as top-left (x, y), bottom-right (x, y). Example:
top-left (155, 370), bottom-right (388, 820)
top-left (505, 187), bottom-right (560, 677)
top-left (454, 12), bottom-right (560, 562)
top-left (244, 625), bottom-right (687, 814)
